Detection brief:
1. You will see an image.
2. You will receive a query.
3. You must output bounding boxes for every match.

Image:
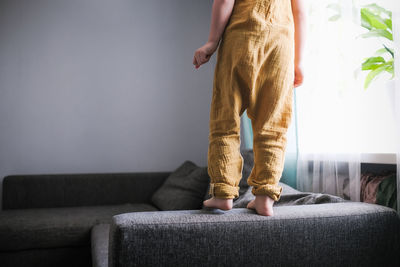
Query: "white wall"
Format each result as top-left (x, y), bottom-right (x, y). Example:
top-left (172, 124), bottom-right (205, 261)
top-left (0, 0), bottom-right (218, 208)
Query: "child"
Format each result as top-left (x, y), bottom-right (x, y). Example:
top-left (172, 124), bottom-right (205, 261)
top-left (193, 0), bottom-right (305, 216)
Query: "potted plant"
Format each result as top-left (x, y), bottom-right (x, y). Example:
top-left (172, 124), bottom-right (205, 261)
top-left (360, 3), bottom-right (394, 90)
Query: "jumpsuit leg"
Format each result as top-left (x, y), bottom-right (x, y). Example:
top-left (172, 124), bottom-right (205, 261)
top-left (206, 34), bottom-right (247, 199)
top-left (207, 0), bottom-right (295, 201)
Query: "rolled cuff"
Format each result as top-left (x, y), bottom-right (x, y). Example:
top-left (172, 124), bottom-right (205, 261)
top-left (251, 184), bottom-right (283, 201)
top-left (208, 183), bottom-right (239, 199)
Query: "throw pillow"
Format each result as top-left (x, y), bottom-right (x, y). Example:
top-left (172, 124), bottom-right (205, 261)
top-left (151, 160), bottom-right (210, 210)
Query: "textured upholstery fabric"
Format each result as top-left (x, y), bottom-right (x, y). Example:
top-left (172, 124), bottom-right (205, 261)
top-left (0, 203), bottom-right (158, 252)
top-left (3, 170), bottom-right (400, 267)
top-left (91, 224), bottom-right (110, 267)
top-left (2, 172), bottom-right (169, 209)
top-left (151, 161), bottom-right (210, 210)
top-left (109, 203), bottom-right (400, 267)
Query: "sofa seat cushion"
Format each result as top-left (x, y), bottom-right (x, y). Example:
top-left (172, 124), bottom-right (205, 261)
top-left (91, 224), bottom-right (110, 267)
top-left (0, 203), bottom-right (158, 252)
top-left (0, 246), bottom-right (92, 267)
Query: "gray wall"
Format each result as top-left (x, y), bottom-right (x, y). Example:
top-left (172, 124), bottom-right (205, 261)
top-left (0, 0), bottom-right (220, 208)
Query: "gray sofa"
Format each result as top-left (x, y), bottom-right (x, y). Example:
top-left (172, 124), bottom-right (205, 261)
top-left (1, 150), bottom-right (400, 267)
top-left (0, 172), bottom-right (167, 267)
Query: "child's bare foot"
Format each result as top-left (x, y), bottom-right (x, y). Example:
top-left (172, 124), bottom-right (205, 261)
top-left (203, 197), bottom-right (233, 210)
top-left (246, 195), bottom-right (275, 216)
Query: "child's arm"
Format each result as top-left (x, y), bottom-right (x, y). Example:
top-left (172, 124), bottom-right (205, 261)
top-left (193, 0), bottom-right (235, 69)
top-left (291, 0), bottom-right (305, 87)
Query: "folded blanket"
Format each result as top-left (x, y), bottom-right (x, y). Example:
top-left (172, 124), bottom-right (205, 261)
top-left (233, 184), bottom-right (348, 208)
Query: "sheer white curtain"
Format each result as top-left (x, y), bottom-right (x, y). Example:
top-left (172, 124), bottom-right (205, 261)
top-left (296, 0), bottom-right (399, 208)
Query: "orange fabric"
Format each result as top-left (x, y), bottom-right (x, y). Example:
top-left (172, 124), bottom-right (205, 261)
top-left (207, 0), bottom-right (295, 201)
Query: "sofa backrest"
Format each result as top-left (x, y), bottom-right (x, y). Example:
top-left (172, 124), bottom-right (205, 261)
top-left (2, 172), bottom-right (170, 209)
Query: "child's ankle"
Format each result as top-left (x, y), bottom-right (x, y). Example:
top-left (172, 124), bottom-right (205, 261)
top-left (255, 194), bottom-right (275, 201)
top-left (213, 197), bottom-right (233, 201)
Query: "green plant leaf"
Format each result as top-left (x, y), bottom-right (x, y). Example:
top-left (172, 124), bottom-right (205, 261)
top-left (383, 44), bottom-right (394, 58)
top-left (361, 11), bottom-right (372, 30)
top-left (362, 3), bottom-right (392, 17)
top-left (364, 61), bottom-right (393, 89)
top-left (361, 8), bottom-right (388, 30)
top-left (384, 18), bottom-right (392, 30)
top-left (386, 59), bottom-right (394, 75)
top-left (362, 56), bottom-right (385, 70)
top-left (364, 67), bottom-right (384, 89)
top-left (374, 48), bottom-right (389, 56)
top-left (387, 66), bottom-right (394, 75)
top-left (361, 29), bottom-right (393, 40)
top-left (361, 9), bottom-right (373, 29)
top-left (359, 3), bottom-right (394, 90)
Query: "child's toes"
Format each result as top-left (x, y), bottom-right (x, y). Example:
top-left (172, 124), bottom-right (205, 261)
top-left (203, 199), bottom-right (211, 207)
top-left (247, 199), bottom-right (255, 209)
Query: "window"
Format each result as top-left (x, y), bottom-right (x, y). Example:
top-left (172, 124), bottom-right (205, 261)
top-left (296, 0), bottom-right (398, 164)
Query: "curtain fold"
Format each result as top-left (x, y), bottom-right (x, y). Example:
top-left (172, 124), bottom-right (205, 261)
top-left (296, 0), bottom-right (363, 201)
top-left (296, 0), bottom-right (398, 206)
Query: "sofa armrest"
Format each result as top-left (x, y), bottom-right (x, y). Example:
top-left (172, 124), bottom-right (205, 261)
top-left (2, 172), bottom-right (170, 209)
top-left (109, 203), bottom-right (400, 267)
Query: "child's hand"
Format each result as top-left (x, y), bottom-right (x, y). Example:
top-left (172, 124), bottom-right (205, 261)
top-left (294, 64), bottom-right (303, 88)
top-left (193, 41), bottom-right (219, 69)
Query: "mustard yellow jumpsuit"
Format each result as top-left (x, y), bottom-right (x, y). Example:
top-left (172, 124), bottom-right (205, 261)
top-left (207, 0), bottom-right (295, 201)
